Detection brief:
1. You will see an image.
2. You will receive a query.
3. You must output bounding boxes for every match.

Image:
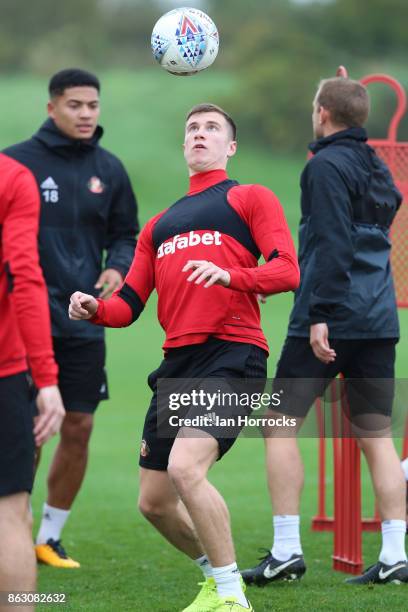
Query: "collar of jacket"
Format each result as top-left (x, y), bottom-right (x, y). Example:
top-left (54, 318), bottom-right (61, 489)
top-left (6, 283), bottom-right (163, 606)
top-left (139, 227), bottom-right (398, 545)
top-left (308, 127), bottom-right (367, 155)
top-left (33, 118), bottom-right (104, 152)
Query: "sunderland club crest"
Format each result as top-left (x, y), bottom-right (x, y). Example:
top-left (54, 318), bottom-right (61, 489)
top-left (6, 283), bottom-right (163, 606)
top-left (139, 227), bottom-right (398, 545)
top-left (87, 176), bottom-right (105, 194)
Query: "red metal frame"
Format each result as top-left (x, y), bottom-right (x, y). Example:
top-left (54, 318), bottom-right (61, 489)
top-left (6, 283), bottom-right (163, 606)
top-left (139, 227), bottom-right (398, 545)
top-left (360, 74), bottom-right (408, 308)
top-left (311, 400), bottom-right (334, 531)
top-left (328, 379), bottom-right (363, 574)
top-left (360, 74), bottom-right (407, 142)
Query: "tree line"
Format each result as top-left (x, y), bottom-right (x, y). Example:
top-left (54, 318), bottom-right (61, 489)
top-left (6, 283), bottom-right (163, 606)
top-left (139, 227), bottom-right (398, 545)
top-left (1, 0), bottom-right (406, 150)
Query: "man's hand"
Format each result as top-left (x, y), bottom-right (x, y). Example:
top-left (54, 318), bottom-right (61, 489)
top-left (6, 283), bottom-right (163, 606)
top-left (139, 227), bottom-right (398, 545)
top-left (95, 268), bottom-right (122, 299)
top-left (182, 260), bottom-right (231, 288)
top-left (69, 291), bottom-right (98, 320)
top-left (310, 323), bottom-right (337, 364)
top-left (34, 386), bottom-right (65, 447)
top-left (336, 65), bottom-right (348, 78)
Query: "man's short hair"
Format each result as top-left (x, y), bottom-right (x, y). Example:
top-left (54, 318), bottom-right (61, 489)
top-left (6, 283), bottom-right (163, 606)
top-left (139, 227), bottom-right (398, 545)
top-left (49, 68), bottom-right (100, 98)
top-left (316, 77), bottom-right (370, 128)
top-left (186, 103), bottom-right (237, 140)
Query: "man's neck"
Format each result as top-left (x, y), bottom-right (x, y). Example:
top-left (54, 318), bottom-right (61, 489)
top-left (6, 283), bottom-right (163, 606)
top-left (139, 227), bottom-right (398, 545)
top-left (321, 123), bottom-right (348, 138)
top-left (188, 169), bottom-right (228, 195)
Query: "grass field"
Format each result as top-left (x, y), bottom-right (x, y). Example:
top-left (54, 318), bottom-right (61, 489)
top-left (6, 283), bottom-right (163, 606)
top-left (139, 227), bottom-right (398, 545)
top-left (1, 70), bottom-right (407, 611)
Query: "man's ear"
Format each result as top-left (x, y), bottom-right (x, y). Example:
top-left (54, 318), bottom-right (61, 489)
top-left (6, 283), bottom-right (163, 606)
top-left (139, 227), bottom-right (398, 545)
top-left (319, 106), bottom-right (330, 125)
top-left (47, 101), bottom-right (54, 118)
top-left (227, 141), bottom-right (237, 159)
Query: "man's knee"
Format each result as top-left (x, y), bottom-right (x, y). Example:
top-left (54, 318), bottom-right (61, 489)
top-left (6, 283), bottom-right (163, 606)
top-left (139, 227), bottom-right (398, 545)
top-left (138, 491), bottom-right (173, 522)
top-left (0, 492), bottom-right (32, 531)
top-left (60, 413), bottom-right (94, 452)
top-left (358, 436), bottom-right (394, 455)
top-left (167, 459), bottom-right (204, 496)
top-left (265, 436), bottom-right (300, 454)
top-left (167, 434), bottom-right (217, 495)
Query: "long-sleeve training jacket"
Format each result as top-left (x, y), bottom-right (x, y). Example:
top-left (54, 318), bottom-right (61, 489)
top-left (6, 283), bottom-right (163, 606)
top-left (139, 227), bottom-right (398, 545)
top-left (90, 169), bottom-right (300, 353)
top-left (3, 119), bottom-right (139, 338)
top-left (288, 127), bottom-right (401, 339)
top-left (0, 153), bottom-right (58, 388)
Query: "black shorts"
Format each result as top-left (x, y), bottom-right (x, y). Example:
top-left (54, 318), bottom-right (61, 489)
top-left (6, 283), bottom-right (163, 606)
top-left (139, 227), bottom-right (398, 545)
top-left (139, 338), bottom-right (267, 471)
top-left (273, 337), bottom-right (397, 421)
top-left (53, 337), bottom-right (109, 413)
top-left (0, 372), bottom-right (35, 497)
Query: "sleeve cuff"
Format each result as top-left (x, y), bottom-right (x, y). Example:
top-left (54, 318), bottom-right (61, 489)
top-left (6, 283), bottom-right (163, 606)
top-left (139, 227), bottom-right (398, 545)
top-left (309, 315), bottom-right (329, 325)
top-left (225, 268), bottom-right (256, 292)
top-left (89, 299), bottom-right (105, 325)
top-left (30, 359), bottom-right (59, 389)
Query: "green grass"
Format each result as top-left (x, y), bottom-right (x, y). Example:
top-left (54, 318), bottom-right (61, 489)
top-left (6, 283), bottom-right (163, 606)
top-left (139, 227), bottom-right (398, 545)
top-left (33, 302), bottom-right (408, 611)
top-left (0, 70), bottom-right (406, 610)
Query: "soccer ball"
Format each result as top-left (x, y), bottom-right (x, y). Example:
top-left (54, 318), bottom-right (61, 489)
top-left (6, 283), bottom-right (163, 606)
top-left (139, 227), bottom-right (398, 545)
top-left (151, 7), bottom-right (219, 76)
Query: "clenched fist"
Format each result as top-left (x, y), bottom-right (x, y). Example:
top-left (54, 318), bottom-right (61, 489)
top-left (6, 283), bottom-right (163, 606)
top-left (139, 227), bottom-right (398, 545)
top-left (69, 291), bottom-right (98, 320)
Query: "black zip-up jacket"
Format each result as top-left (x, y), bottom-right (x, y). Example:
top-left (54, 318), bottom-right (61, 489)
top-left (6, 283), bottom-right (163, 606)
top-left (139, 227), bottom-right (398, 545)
top-left (3, 119), bottom-right (139, 338)
top-left (288, 127), bottom-right (401, 339)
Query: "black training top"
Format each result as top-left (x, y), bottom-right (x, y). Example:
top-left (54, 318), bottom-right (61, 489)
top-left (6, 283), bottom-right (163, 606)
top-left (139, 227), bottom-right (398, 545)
top-left (3, 118), bottom-right (139, 338)
top-left (288, 127), bottom-right (401, 339)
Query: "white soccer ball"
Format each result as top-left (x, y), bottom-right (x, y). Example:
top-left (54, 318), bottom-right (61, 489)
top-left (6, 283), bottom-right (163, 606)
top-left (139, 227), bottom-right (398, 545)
top-left (151, 7), bottom-right (219, 76)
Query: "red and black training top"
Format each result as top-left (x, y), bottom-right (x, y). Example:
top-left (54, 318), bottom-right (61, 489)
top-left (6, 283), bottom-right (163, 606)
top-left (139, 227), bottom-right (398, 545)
top-left (0, 153), bottom-right (58, 387)
top-left (91, 170), bottom-right (300, 353)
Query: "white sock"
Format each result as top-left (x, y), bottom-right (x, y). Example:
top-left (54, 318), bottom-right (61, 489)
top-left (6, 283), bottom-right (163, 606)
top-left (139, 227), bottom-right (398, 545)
top-left (272, 515), bottom-right (302, 561)
top-left (212, 562), bottom-right (248, 608)
top-left (36, 503), bottom-right (70, 545)
top-left (194, 554), bottom-right (213, 579)
top-left (401, 458), bottom-right (408, 481)
top-left (379, 520), bottom-right (407, 565)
